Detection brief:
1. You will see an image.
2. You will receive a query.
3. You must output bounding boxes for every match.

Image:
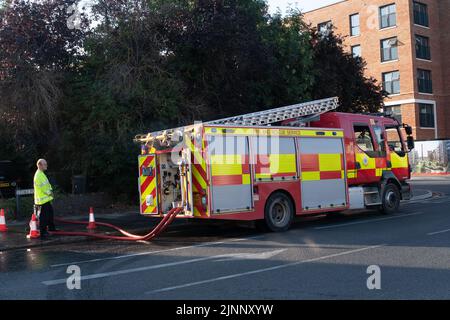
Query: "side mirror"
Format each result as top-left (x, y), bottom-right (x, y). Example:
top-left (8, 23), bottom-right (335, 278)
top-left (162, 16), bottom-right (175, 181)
top-left (407, 136), bottom-right (415, 151)
top-left (404, 125), bottom-right (413, 136)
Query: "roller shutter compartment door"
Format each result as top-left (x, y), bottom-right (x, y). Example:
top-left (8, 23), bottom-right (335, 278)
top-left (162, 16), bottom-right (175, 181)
top-left (252, 136), bottom-right (298, 181)
top-left (207, 135), bottom-right (252, 213)
top-left (299, 137), bottom-right (347, 211)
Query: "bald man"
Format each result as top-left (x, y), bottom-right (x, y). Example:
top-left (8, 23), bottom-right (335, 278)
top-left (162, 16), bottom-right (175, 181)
top-left (34, 159), bottom-right (57, 238)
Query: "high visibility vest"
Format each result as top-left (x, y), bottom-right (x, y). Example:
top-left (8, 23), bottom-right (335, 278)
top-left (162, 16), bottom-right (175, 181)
top-left (34, 170), bottom-right (53, 205)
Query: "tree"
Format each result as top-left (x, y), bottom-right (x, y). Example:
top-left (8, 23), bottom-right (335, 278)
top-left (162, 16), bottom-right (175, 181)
top-left (0, 0), bottom-right (387, 199)
top-left (310, 29), bottom-right (386, 113)
top-left (57, 0), bottom-right (189, 197)
top-left (259, 9), bottom-right (314, 108)
top-left (164, 0), bottom-right (314, 120)
top-left (0, 0), bottom-right (88, 163)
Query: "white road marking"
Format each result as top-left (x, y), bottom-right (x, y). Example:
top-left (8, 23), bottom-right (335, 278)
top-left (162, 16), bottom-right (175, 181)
top-left (427, 228), bottom-right (450, 236)
top-left (214, 249), bottom-right (286, 262)
top-left (42, 248), bottom-right (285, 286)
top-left (315, 212), bottom-right (423, 230)
top-left (50, 235), bottom-right (264, 268)
top-left (145, 244), bottom-right (385, 294)
top-left (406, 196), bottom-right (449, 205)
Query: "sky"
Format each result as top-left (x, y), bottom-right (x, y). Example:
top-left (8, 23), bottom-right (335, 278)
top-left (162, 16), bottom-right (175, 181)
top-left (70, 1), bottom-right (343, 19)
top-left (416, 141), bottom-right (441, 155)
top-left (266, 0), bottom-right (342, 15)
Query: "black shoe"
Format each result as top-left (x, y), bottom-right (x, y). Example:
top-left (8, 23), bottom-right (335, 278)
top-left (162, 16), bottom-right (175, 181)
top-left (40, 232), bottom-right (51, 239)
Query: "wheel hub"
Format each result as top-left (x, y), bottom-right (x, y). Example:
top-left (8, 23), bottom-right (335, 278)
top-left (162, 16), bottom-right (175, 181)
top-left (385, 190), bottom-right (397, 208)
top-left (270, 200), bottom-right (289, 227)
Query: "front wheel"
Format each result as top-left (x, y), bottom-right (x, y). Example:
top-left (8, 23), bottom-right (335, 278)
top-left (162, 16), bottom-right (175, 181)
top-left (264, 192), bottom-right (294, 232)
top-left (380, 183), bottom-right (401, 214)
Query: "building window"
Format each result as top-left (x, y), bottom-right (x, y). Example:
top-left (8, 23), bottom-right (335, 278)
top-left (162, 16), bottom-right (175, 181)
top-left (380, 4), bottom-right (396, 29)
top-left (381, 37), bottom-right (398, 62)
top-left (415, 35), bottom-right (431, 60)
top-left (351, 45), bottom-right (361, 58)
top-left (318, 21), bottom-right (332, 36)
top-left (350, 13), bottom-right (360, 36)
top-left (413, 1), bottom-right (429, 27)
top-left (419, 103), bottom-right (435, 128)
top-left (417, 69), bottom-right (433, 93)
top-left (382, 71), bottom-right (400, 95)
top-left (385, 105), bottom-right (402, 123)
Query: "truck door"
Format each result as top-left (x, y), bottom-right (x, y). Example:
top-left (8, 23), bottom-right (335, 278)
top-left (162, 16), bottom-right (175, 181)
top-left (385, 125), bottom-right (410, 180)
top-left (352, 122), bottom-right (386, 184)
top-left (207, 135), bottom-right (253, 214)
top-left (138, 154), bottom-right (159, 215)
top-left (298, 135), bottom-right (348, 211)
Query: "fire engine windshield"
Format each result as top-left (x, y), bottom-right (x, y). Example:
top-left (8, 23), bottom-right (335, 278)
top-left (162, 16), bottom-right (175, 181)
top-left (386, 126), bottom-right (406, 155)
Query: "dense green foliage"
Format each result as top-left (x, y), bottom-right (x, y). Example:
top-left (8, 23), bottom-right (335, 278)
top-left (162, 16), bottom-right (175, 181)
top-left (0, 0), bottom-right (385, 201)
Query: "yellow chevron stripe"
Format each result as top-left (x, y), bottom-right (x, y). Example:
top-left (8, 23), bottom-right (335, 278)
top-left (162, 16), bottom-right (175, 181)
top-left (189, 137), bottom-right (209, 217)
top-left (140, 178), bottom-right (157, 214)
top-left (186, 137), bottom-right (204, 167)
top-left (192, 168), bottom-right (207, 189)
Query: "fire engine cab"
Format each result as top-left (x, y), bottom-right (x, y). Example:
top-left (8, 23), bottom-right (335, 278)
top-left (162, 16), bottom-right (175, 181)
top-left (135, 97), bottom-right (415, 232)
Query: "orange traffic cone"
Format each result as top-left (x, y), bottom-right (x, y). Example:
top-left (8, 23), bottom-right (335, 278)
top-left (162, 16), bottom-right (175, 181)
top-left (0, 208), bottom-right (7, 232)
top-left (86, 207), bottom-right (97, 230)
top-left (27, 213), bottom-right (40, 239)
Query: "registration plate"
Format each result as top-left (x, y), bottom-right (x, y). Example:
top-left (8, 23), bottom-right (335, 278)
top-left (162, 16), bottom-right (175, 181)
top-left (0, 182), bottom-right (10, 188)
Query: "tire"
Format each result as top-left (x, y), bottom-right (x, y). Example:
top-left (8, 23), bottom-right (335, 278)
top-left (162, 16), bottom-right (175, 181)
top-left (264, 192), bottom-right (294, 232)
top-left (380, 183), bottom-right (401, 214)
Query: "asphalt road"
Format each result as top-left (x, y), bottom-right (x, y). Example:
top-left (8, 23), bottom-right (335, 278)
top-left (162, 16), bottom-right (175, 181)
top-left (1, 177), bottom-right (449, 300)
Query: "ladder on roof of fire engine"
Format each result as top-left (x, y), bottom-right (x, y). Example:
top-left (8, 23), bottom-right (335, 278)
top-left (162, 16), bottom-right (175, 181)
top-left (206, 96), bottom-right (339, 126)
top-left (134, 97), bottom-right (339, 144)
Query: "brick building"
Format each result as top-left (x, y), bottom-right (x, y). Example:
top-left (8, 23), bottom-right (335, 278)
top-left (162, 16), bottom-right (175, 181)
top-left (304, 0), bottom-right (450, 141)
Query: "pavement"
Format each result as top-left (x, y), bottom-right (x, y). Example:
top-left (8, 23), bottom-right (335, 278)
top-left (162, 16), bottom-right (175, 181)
top-left (0, 177), bottom-right (449, 299)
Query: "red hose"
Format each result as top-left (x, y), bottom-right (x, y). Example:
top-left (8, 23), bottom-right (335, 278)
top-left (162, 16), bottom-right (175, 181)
top-left (49, 207), bottom-right (183, 241)
top-left (54, 217), bottom-right (143, 238)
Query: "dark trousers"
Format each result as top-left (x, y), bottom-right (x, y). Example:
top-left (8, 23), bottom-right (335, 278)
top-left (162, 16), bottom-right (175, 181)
top-left (37, 202), bottom-right (56, 233)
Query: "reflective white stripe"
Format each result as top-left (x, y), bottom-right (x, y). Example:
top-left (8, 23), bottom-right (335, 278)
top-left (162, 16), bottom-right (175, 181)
top-left (34, 181), bottom-right (50, 188)
top-left (35, 195), bottom-right (53, 205)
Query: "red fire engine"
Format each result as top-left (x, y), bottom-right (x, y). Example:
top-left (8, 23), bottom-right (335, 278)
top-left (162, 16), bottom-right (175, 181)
top-left (135, 97), bottom-right (415, 232)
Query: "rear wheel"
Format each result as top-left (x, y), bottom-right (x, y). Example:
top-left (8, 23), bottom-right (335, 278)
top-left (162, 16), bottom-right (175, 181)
top-left (380, 183), bottom-right (401, 214)
top-left (264, 192), bottom-right (294, 232)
